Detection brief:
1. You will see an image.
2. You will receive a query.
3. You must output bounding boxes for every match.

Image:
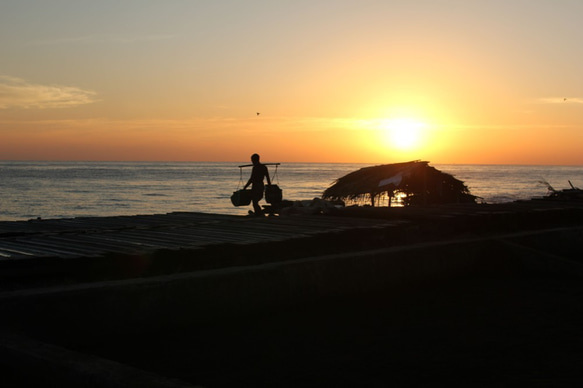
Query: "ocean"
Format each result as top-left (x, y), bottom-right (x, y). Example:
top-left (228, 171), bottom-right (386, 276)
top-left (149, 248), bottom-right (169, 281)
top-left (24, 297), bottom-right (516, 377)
top-left (0, 161), bottom-right (581, 222)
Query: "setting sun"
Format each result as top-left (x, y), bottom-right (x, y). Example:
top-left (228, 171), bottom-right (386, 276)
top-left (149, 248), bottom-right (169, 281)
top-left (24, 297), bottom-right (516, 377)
top-left (381, 118), bottom-right (426, 151)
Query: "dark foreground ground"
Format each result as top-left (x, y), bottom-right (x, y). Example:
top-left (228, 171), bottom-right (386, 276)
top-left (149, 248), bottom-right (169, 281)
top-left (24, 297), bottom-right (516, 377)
top-left (4, 272), bottom-right (582, 387)
top-left (2, 204), bottom-right (583, 387)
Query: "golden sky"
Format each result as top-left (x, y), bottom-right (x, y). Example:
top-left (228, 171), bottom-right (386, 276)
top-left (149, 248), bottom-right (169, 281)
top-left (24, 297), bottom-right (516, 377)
top-left (1, 0), bottom-right (582, 164)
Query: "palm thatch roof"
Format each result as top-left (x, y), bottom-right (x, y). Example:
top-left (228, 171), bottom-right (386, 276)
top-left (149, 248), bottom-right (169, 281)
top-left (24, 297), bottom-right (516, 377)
top-left (322, 161), bottom-right (477, 207)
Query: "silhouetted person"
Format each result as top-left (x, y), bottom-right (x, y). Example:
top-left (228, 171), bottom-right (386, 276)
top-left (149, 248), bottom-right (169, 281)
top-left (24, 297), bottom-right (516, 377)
top-left (243, 153), bottom-right (271, 216)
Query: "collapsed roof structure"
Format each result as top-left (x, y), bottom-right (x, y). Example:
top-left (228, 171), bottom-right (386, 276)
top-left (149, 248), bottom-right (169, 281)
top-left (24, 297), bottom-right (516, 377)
top-left (322, 160), bottom-right (477, 207)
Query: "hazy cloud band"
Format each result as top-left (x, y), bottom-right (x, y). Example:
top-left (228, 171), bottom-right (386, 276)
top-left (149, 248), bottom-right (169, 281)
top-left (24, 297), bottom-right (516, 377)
top-left (0, 76), bottom-right (98, 109)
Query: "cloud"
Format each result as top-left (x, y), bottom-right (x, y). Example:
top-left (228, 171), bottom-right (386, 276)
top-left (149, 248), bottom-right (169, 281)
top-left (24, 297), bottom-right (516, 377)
top-left (0, 76), bottom-right (98, 109)
top-left (31, 33), bottom-right (179, 46)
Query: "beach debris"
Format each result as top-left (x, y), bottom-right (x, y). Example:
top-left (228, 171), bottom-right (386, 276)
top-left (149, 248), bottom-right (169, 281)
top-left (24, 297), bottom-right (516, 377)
top-left (538, 180), bottom-right (556, 193)
top-left (539, 179), bottom-right (583, 201)
top-left (322, 160), bottom-right (477, 207)
top-left (278, 198), bottom-right (344, 215)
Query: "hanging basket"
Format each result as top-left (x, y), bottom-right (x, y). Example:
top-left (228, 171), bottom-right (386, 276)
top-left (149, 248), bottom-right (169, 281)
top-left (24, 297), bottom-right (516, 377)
top-left (265, 184), bottom-right (283, 204)
top-left (231, 189), bottom-right (253, 206)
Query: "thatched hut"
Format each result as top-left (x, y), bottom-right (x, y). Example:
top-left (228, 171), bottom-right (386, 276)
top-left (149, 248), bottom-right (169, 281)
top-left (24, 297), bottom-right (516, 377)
top-left (322, 161), bottom-right (477, 207)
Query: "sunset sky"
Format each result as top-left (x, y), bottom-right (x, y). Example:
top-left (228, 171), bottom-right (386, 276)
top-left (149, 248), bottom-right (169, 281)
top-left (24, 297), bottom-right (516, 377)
top-left (1, 0), bottom-right (582, 164)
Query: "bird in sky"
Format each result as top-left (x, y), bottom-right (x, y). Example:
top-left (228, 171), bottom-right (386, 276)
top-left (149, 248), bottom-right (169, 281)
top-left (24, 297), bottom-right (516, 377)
top-left (256, 112), bottom-right (260, 116)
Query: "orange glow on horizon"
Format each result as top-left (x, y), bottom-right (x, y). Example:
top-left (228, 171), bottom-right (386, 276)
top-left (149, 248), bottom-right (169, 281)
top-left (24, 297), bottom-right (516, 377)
top-left (2, 93), bottom-right (583, 165)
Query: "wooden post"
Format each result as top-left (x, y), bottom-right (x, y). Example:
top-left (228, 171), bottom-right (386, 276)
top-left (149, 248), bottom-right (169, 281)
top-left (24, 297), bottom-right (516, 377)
top-left (423, 166), bottom-right (428, 206)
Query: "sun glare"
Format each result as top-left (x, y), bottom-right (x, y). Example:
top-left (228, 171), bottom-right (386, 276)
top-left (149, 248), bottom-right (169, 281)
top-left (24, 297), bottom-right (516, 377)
top-left (381, 118), bottom-right (426, 150)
